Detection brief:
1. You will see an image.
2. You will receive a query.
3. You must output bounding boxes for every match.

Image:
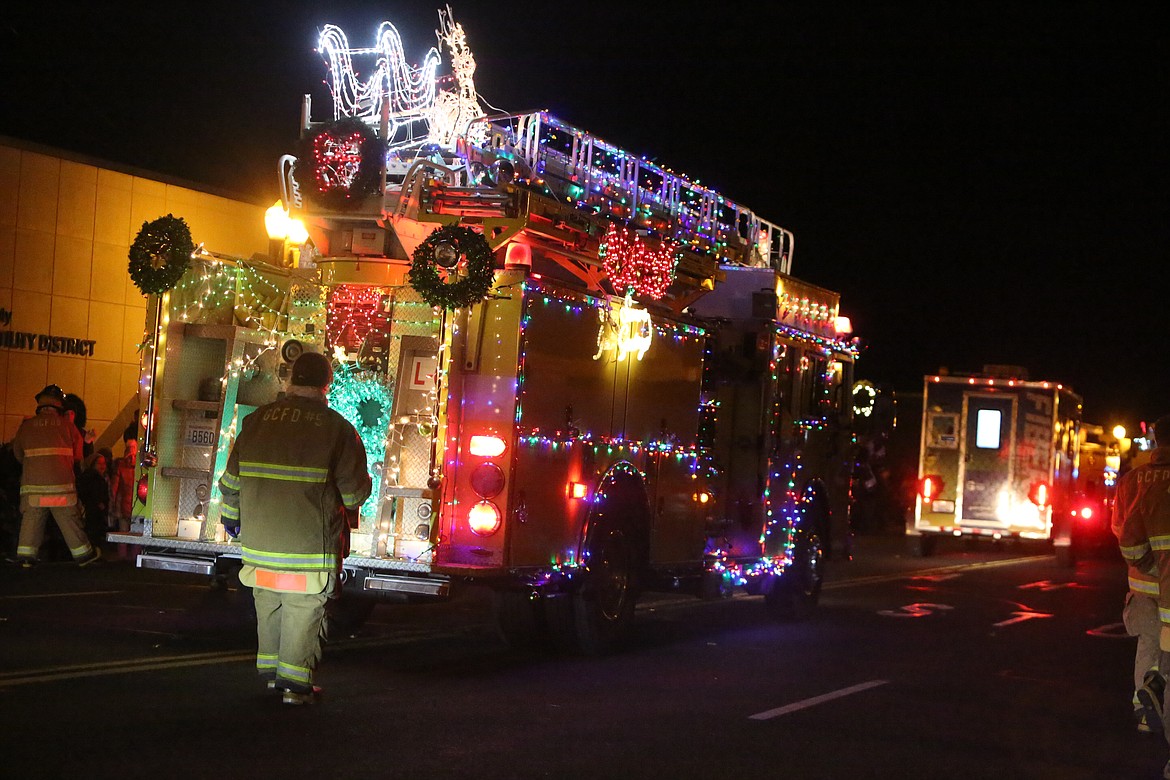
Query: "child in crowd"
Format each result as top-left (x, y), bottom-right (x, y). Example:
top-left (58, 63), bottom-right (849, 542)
top-left (78, 449), bottom-right (114, 554)
top-left (110, 428), bottom-right (138, 560)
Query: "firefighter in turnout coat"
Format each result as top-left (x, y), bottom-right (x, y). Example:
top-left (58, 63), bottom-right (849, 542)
top-left (12, 385), bottom-right (100, 567)
top-left (1112, 439), bottom-right (1164, 733)
top-left (219, 352), bottom-right (370, 704)
top-left (1115, 415), bottom-right (1170, 775)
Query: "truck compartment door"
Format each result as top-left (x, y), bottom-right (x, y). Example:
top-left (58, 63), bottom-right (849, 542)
top-left (959, 394), bottom-right (1016, 524)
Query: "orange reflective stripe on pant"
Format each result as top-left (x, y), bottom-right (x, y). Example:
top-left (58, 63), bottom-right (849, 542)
top-left (254, 569), bottom-right (310, 592)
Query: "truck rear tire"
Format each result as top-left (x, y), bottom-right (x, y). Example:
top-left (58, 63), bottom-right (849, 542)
top-left (546, 463), bottom-right (647, 655)
top-left (765, 534), bottom-right (823, 622)
top-left (572, 525), bottom-right (638, 655)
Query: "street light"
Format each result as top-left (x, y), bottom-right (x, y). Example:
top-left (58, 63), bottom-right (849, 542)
top-left (264, 201), bottom-right (310, 266)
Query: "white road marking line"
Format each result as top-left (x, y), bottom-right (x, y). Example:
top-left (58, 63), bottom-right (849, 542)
top-left (0, 590), bottom-right (124, 600)
top-left (749, 679), bottom-right (889, 720)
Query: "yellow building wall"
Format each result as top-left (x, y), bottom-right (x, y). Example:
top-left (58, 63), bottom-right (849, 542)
top-left (0, 140), bottom-right (268, 443)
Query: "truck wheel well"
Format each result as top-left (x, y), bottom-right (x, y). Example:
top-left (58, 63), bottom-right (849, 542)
top-left (580, 461), bottom-right (650, 570)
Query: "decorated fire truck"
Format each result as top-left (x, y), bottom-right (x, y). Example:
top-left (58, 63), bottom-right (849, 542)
top-left (110, 11), bottom-right (859, 653)
top-left (909, 366), bottom-right (1083, 562)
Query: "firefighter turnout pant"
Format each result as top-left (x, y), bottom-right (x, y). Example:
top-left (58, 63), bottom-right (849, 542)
top-left (252, 572), bottom-right (338, 693)
top-left (16, 496), bottom-right (95, 562)
top-left (1125, 591), bottom-right (1162, 707)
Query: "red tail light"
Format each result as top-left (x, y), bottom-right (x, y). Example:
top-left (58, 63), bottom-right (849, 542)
top-left (470, 462), bottom-right (505, 498)
top-left (468, 501), bottom-right (502, 535)
top-left (136, 474), bottom-right (149, 503)
top-left (920, 475), bottom-right (944, 502)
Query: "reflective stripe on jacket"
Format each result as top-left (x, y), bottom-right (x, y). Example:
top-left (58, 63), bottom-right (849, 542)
top-left (218, 393), bottom-right (371, 575)
top-left (1115, 447), bottom-right (1170, 623)
top-left (13, 410), bottom-right (82, 503)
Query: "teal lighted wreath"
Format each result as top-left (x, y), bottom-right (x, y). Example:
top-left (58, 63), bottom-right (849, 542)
top-left (128, 214), bottom-right (195, 295)
top-left (293, 117), bottom-right (385, 212)
top-left (329, 366), bottom-right (393, 455)
top-left (328, 365), bottom-right (393, 516)
top-left (408, 224), bottom-right (495, 310)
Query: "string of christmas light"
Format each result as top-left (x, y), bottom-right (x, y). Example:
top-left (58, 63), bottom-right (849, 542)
top-left (168, 257), bottom-right (327, 332)
top-left (778, 292), bottom-right (833, 327)
top-left (379, 290), bottom-right (442, 494)
top-left (326, 284), bottom-right (438, 357)
top-left (516, 430), bottom-right (706, 460)
top-left (757, 324), bottom-right (848, 579)
top-left (316, 12), bottom-right (486, 157)
top-left (521, 277), bottom-right (707, 342)
top-left (163, 256), bottom-right (335, 385)
top-left (169, 260), bottom-right (237, 322)
top-left (312, 127), bottom-right (366, 191)
top-left (428, 13), bottom-right (487, 148)
top-left (775, 322), bottom-right (859, 359)
top-left (515, 277), bottom-right (710, 477)
top-left (505, 111), bottom-right (788, 268)
top-left (599, 222), bottom-right (677, 299)
top-left (328, 284), bottom-right (443, 532)
top-left (207, 404), bottom-right (245, 530)
top-left (318, 22), bottom-right (440, 126)
top-left (329, 362), bottom-right (394, 517)
top-left (328, 285), bottom-right (388, 348)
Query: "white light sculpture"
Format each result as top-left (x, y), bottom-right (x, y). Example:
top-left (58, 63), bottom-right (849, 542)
top-left (318, 22), bottom-right (440, 125)
top-left (316, 9), bottom-right (485, 153)
top-left (594, 296), bottom-right (653, 362)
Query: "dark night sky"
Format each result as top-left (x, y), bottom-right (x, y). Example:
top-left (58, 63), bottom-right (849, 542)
top-left (2, 2), bottom-right (1167, 428)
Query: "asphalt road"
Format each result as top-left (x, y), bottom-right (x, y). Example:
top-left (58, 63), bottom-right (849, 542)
top-left (0, 534), bottom-right (1161, 780)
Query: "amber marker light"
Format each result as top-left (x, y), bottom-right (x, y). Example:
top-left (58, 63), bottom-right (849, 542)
top-left (920, 475), bottom-right (943, 502)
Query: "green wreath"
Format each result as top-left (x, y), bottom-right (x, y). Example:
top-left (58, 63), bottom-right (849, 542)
top-left (408, 225), bottom-right (496, 309)
top-left (128, 214), bottom-right (194, 295)
top-left (293, 118), bottom-right (385, 212)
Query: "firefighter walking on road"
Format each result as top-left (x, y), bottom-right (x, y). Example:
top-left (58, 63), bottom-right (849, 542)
top-left (1115, 415), bottom-right (1170, 778)
top-left (218, 352), bottom-right (371, 704)
top-left (1111, 440), bottom-right (1163, 734)
top-left (12, 385), bottom-right (101, 567)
